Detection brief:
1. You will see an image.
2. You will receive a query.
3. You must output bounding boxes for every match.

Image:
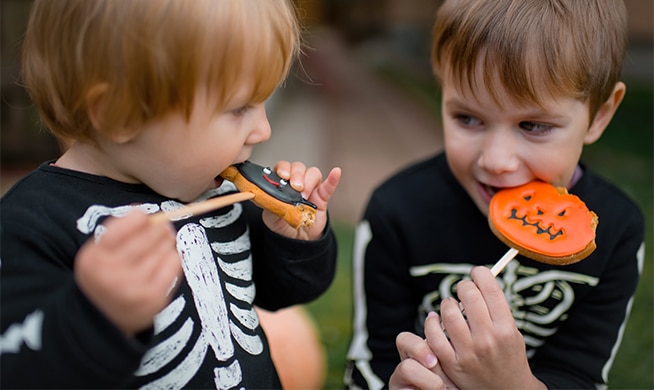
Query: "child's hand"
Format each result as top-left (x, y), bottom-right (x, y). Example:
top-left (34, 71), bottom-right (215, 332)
top-left (424, 267), bottom-right (546, 390)
top-left (264, 161), bottom-right (341, 240)
top-left (74, 210), bottom-right (183, 337)
top-left (390, 329), bottom-right (459, 390)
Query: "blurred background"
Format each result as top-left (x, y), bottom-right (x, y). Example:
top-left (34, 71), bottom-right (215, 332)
top-left (2, 0), bottom-right (652, 388)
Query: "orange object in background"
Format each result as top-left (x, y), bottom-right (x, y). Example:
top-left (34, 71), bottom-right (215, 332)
top-left (256, 306), bottom-right (326, 389)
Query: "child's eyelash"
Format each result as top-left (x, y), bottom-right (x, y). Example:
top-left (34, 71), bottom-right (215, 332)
top-left (232, 106), bottom-right (251, 116)
top-left (519, 121), bottom-right (555, 134)
top-left (454, 114), bottom-right (481, 126)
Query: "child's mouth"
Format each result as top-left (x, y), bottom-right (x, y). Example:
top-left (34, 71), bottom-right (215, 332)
top-left (479, 183), bottom-right (501, 203)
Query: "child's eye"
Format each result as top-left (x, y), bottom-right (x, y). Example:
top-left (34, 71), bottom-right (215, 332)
top-left (519, 121), bottom-right (554, 135)
top-left (231, 105), bottom-right (251, 116)
top-left (455, 114), bottom-right (482, 127)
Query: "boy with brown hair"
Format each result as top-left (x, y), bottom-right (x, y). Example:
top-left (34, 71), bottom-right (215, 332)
top-left (346, 0), bottom-right (645, 388)
top-left (1, 0), bottom-right (341, 388)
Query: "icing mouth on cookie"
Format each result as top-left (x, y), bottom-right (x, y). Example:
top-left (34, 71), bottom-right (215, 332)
top-left (507, 208), bottom-right (564, 241)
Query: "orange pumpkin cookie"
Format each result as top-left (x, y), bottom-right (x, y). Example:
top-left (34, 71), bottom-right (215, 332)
top-left (488, 181), bottom-right (598, 266)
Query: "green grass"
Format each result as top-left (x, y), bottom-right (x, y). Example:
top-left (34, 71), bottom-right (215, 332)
top-left (305, 222), bottom-right (355, 389)
top-left (305, 74), bottom-right (653, 389)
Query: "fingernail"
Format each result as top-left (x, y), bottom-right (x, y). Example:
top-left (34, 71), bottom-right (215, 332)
top-left (425, 353), bottom-right (438, 368)
top-left (427, 311), bottom-right (438, 319)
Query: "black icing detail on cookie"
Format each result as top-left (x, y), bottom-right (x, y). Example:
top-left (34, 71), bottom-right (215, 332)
top-left (508, 208), bottom-right (563, 241)
top-left (234, 161), bottom-right (317, 209)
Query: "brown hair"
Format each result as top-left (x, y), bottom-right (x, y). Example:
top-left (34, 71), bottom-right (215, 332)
top-left (22, 0), bottom-right (301, 143)
top-left (431, 0), bottom-right (627, 119)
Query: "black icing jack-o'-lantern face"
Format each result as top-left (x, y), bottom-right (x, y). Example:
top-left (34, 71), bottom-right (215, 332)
top-left (489, 181), bottom-right (598, 259)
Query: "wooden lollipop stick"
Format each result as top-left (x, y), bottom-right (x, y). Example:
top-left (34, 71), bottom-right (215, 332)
top-left (150, 192), bottom-right (255, 223)
top-left (490, 247), bottom-right (520, 276)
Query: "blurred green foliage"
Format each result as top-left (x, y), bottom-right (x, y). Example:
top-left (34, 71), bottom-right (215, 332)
top-left (583, 85), bottom-right (653, 389)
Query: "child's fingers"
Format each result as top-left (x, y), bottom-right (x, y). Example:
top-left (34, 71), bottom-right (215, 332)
top-left (297, 166), bottom-right (322, 197)
top-left (266, 161), bottom-right (341, 239)
top-left (148, 246), bottom-right (183, 297)
top-left (273, 161), bottom-right (309, 190)
top-left (307, 167), bottom-right (341, 208)
top-left (97, 210), bottom-right (151, 248)
top-left (75, 210), bottom-right (182, 335)
top-left (424, 309), bottom-right (457, 365)
top-left (439, 297), bottom-right (472, 351)
top-left (273, 160), bottom-right (292, 179)
top-left (80, 209), bottom-right (180, 291)
top-left (273, 161), bottom-right (341, 207)
top-left (389, 358), bottom-right (445, 390)
top-left (396, 331), bottom-right (438, 369)
top-left (456, 278), bottom-right (492, 335)
top-left (469, 266), bottom-right (512, 324)
top-left (273, 161), bottom-right (314, 192)
top-left (103, 215), bottom-right (176, 268)
top-left (141, 226), bottom-right (181, 271)
top-left (288, 161), bottom-right (310, 191)
top-left (318, 167), bottom-right (342, 201)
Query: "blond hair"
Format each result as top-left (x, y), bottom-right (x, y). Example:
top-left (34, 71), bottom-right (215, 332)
top-left (431, 0), bottom-right (627, 119)
top-left (22, 0), bottom-right (301, 143)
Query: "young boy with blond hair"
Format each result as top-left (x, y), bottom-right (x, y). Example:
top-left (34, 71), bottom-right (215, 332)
top-left (345, 1), bottom-right (645, 388)
top-left (1, 1), bottom-right (341, 388)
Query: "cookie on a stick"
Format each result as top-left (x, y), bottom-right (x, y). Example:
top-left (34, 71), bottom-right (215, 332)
top-left (151, 161), bottom-right (317, 228)
top-left (488, 181), bottom-right (598, 275)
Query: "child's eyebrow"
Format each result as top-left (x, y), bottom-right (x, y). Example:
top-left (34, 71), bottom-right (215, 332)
top-left (442, 98), bottom-right (476, 113)
top-left (513, 106), bottom-right (574, 123)
top-left (522, 112), bottom-right (571, 123)
top-left (444, 94), bottom-right (573, 122)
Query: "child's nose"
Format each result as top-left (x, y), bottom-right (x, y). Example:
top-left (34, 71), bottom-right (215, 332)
top-left (247, 106), bottom-right (272, 144)
top-left (477, 128), bottom-right (519, 174)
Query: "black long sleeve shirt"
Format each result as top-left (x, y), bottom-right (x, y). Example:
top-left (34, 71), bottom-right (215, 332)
top-left (346, 152), bottom-right (644, 389)
top-left (1, 162), bottom-right (337, 389)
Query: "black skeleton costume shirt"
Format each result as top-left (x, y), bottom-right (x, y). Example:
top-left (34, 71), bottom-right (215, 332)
top-left (1, 162), bottom-right (336, 389)
top-left (345, 152), bottom-right (644, 389)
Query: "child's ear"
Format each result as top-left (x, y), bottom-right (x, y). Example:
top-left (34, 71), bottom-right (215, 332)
top-left (86, 83), bottom-right (109, 131)
top-left (86, 83), bottom-right (135, 144)
top-left (584, 81), bottom-right (626, 144)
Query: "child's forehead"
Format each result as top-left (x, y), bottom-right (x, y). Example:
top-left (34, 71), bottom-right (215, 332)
top-left (438, 50), bottom-right (578, 111)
